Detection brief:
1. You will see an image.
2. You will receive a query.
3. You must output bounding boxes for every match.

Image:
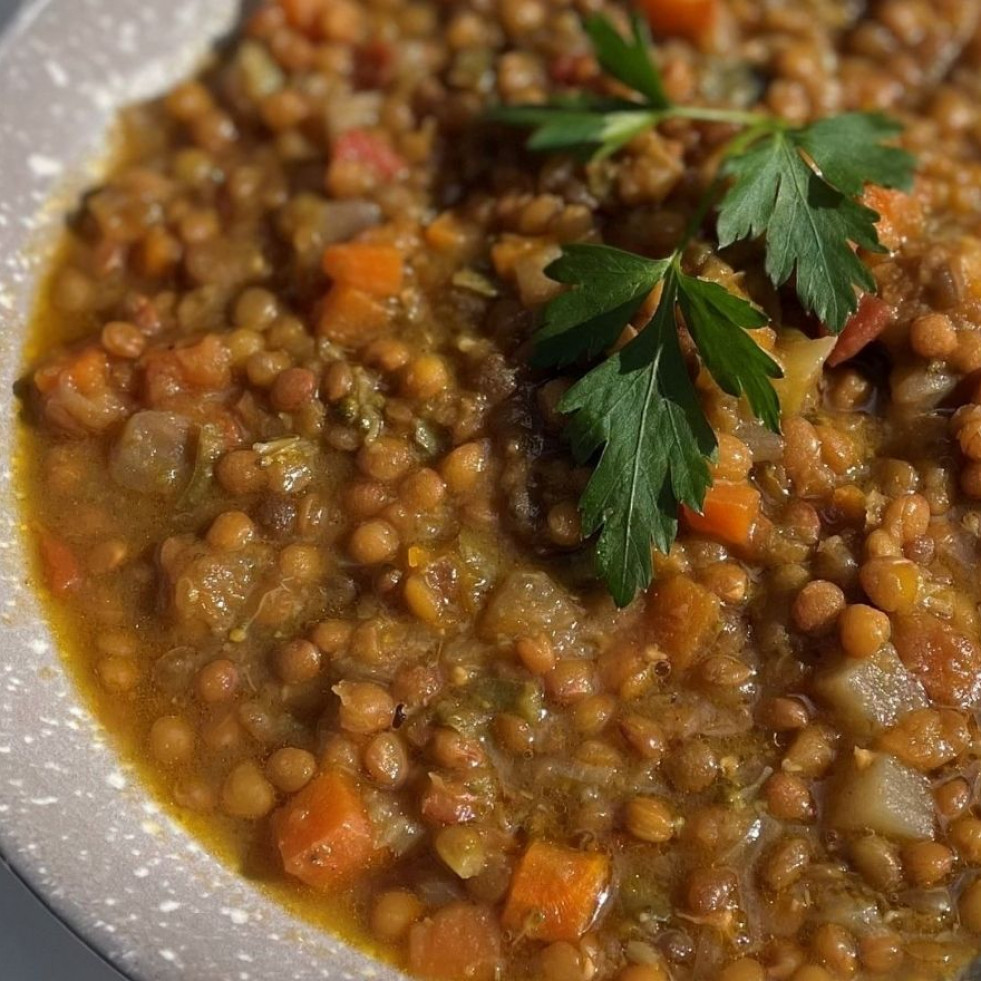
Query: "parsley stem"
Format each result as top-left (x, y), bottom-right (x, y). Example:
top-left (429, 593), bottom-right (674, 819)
top-left (666, 105), bottom-right (769, 128)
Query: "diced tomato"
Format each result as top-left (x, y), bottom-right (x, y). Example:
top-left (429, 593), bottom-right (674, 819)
top-left (332, 129), bottom-right (406, 181)
top-left (144, 335), bottom-right (232, 406)
top-left (548, 52), bottom-right (598, 86)
top-left (892, 613), bottom-right (981, 709)
top-left (826, 294), bottom-right (891, 368)
top-left (33, 346), bottom-right (130, 435)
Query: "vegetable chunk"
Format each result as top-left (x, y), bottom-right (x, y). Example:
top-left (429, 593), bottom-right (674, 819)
top-left (826, 294), bottom-right (891, 367)
top-left (892, 612), bottom-right (981, 708)
top-left (645, 575), bottom-right (721, 670)
top-left (408, 902), bottom-right (502, 981)
top-left (636, 0), bottom-right (719, 45)
top-left (481, 571), bottom-right (580, 642)
top-left (813, 648), bottom-right (928, 738)
top-left (322, 243), bottom-right (404, 297)
top-left (273, 771), bottom-right (381, 889)
top-left (37, 531), bottom-right (81, 595)
top-left (317, 284), bottom-right (390, 346)
top-left (502, 840), bottom-right (611, 942)
top-left (682, 482), bottom-right (761, 549)
top-left (828, 752), bottom-right (934, 841)
top-left (110, 411), bottom-right (193, 495)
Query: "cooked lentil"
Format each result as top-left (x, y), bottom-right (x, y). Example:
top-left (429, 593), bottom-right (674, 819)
top-left (17, 0), bottom-right (981, 978)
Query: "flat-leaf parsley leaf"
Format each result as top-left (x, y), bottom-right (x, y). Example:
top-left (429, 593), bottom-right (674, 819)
top-left (489, 11), bottom-right (917, 604)
top-left (561, 269), bottom-right (716, 606)
top-left (717, 117), bottom-right (915, 332)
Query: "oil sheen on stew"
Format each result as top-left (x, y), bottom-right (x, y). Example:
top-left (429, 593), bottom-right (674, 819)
top-left (18, 0), bottom-right (981, 979)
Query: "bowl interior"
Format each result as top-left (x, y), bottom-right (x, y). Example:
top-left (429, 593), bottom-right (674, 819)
top-left (0, 2), bottom-right (400, 978)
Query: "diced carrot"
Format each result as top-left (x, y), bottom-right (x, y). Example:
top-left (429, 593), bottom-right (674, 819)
top-left (38, 531), bottom-right (81, 596)
top-left (332, 129), bottom-right (407, 181)
top-left (424, 212), bottom-right (469, 253)
top-left (317, 284), bottom-right (391, 347)
top-left (645, 574), bottom-right (721, 670)
top-left (502, 840), bottom-right (610, 942)
top-left (682, 481), bottom-right (762, 549)
top-left (636, 0), bottom-right (719, 46)
top-left (825, 294), bottom-right (892, 368)
top-left (322, 243), bottom-right (404, 297)
top-left (408, 902), bottom-right (503, 981)
top-left (862, 185), bottom-right (924, 252)
top-left (272, 770), bottom-right (382, 889)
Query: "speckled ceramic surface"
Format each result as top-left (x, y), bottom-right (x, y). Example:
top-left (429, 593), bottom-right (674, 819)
top-left (0, 2), bottom-right (399, 978)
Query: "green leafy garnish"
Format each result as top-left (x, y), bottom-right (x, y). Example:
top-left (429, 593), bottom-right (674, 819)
top-left (717, 115), bottom-right (914, 332)
top-left (541, 247), bottom-right (778, 605)
top-left (488, 13), bottom-right (756, 159)
top-left (489, 12), bottom-right (916, 604)
top-left (534, 245), bottom-right (669, 366)
top-left (560, 267), bottom-right (715, 606)
top-left (487, 14), bottom-right (672, 160)
top-left (674, 273), bottom-right (781, 431)
top-left (584, 13), bottom-right (669, 110)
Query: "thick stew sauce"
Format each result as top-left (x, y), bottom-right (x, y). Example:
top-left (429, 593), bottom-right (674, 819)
top-left (19, 0), bottom-right (981, 979)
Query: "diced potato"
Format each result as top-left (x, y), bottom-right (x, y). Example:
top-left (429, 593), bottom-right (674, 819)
top-left (480, 571), bottom-right (580, 642)
top-left (812, 648), bottom-right (928, 738)
top-left (828, 752), bottom-right (934, 841)
top-left (645, 575), bottom-right (720, 670)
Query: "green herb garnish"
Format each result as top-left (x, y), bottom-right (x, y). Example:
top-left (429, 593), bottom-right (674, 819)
top-left (491, 12), bottom-right (916, 605)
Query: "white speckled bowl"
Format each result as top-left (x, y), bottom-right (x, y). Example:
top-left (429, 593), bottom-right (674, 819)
top-left (0, 2), bottom-right (401, 978)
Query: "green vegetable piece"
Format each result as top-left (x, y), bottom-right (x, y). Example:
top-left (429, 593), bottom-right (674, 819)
top-left (177, 423), bottom-right (224, 510)
top-left (488, 99), bottom-right (658, 161)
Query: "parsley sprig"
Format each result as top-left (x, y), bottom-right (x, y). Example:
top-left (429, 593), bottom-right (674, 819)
top-left (491, 12), bottom-right (916, 605)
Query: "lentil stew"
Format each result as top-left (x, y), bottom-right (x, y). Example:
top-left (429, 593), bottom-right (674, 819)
top-left (17, 0), bottom-right (981, 979)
